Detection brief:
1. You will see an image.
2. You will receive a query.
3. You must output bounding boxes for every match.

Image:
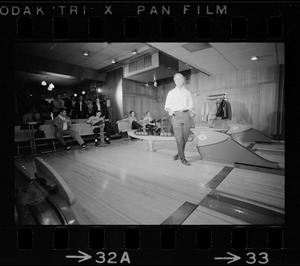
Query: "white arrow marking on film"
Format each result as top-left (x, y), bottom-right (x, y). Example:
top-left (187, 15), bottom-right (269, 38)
top-left (66, 250), bottom-right (92, 263)
top-left (214, 252), bottom-right (241, 264)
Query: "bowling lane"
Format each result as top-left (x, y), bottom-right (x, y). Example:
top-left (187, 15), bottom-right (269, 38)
top-left (183, 205), bottom-right (249, 225)
top-left (254, 149), bottom-right (285, 168)
top-left (215, 168), bottom-right (284, 211)
top-left (15, 139), bottom-right (227, 224)
top-left (15, 138), bottom-right (284, 225)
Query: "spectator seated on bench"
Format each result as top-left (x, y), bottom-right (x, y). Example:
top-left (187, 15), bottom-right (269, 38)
top-left (22, 107), bottom-right (41, 125)
top-left (139, 111), bottom-right (156, 135)
top-left (15, 116), bottom-right (99, 157)
top-left (86, 111), bottom-right (111, 146)
top-left (117, 110), bottom-right (142, 138)
top-left (53, 108), bottom-right (87, 150)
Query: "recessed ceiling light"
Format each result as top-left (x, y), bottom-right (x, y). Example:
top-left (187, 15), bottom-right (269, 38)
top-left (251, 56), bottom-right (258, 61)
top-left (132, 49), bottom-right (137, 55)
top-left (41, 80), bottom-right (47, 86)
top-left (47, 83), bottom-right (54, 91)
top-left (111, 59), bottom-right (116, 63)
top-left (83, 51), bottom-right (89, 56)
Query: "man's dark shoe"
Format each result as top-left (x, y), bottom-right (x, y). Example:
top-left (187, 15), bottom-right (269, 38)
top-left (181, 158), bottom-right (191, 166)
top-left (173, 154), bottom-right (179, 160)
top-left (95, 141), bottom-right (99, 146)
top-left (105, 139), bottom-right (111, 144)
top-left (81, 144), bottom-right (87, 150)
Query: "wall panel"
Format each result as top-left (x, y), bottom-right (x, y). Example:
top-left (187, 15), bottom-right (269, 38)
top-left (189, 65), bottom-right (280, 136)
top-left (110, 65), bottom-right (282, 137)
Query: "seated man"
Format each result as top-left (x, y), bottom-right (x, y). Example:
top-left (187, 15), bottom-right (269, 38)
top-left (87, 111), bottom-right (111, 145)
top-left (119, 110), bottom-right (142, 130)
top-left (53, 108), bottom-right (87, 150)
top-left (153, 119), bottom-right (162, 135)
top-left (140, 111), bottom-right (156, 135)
top-left (22, 106), bottom-right (41, 124)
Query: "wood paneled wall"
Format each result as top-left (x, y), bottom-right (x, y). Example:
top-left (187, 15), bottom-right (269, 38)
top-left (187, 65), bottom-right (280, 135)
top-left (105, 65), bottom-right (282, 136)
top-left (124, 65), bottom-right (280, 136)
top-left (122, 78), bottom-right (161, 121)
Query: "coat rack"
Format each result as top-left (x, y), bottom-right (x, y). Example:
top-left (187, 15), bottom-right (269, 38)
top-left (206, 93), bottom-right (227, 100)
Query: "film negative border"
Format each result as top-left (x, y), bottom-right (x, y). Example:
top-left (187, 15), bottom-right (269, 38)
top-left (0, 226), bottom-right (299, 264)
top-left (1, 0), bottom-right (300, 265)
top-left (0, 1), bottom-right (295, 41)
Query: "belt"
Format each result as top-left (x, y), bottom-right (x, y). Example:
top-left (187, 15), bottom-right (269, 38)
top-left (174, 109), bottom-right (189, 113)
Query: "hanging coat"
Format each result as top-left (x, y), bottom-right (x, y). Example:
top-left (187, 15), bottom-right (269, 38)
top-left (201, 100), bottom-right (209, 122)
top-left (216, 99), bottom-right (231, 120)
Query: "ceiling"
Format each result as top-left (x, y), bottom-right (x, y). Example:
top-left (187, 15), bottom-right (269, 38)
top-left (14, 42), bottom-right (284, 87)
top-left (148, 42), bottom-right (285, 76)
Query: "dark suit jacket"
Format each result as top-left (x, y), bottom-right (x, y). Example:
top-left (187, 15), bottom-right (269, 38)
top-left (74, 101), bottom-right (89, 119)
top-left (92, 101), bottom-right (109, 118)
top-left (63, 98), bottom-right (73, 113)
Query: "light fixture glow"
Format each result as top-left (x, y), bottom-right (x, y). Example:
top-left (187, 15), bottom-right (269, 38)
top-left (97, 88), bottom-right (101, 93)
top-left (251, 56), bottom-right (258, 61)
top-left (132, 49), bottom-right (137, 55)
top-left (74, 93), bottom-right (77, 97)
top-left (47, 83), bottom-right (55, 91)
top-left (41, 80), bottom-right (47, 86)
top-left (82, 91), bottom-right (85, 94)
top-left (111, 59), bottom-right (116, 64)
top-left (83, 51), bottom-right (89, 56)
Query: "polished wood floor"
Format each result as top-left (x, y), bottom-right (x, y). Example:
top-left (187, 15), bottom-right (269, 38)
top-left (15, 137), bottom-right (285, 225)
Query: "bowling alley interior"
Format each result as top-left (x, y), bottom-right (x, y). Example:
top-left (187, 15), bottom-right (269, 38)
top-left (13, 42), bottom-right (285, 225)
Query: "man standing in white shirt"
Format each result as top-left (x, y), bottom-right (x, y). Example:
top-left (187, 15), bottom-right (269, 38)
top-left (165, 73), bottom-right (196, 166)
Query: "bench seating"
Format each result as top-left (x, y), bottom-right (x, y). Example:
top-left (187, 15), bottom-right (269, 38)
top-left (15, 121), bottom-right (99, 157)
top-left (116, 120), bottom-right (131, 139)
